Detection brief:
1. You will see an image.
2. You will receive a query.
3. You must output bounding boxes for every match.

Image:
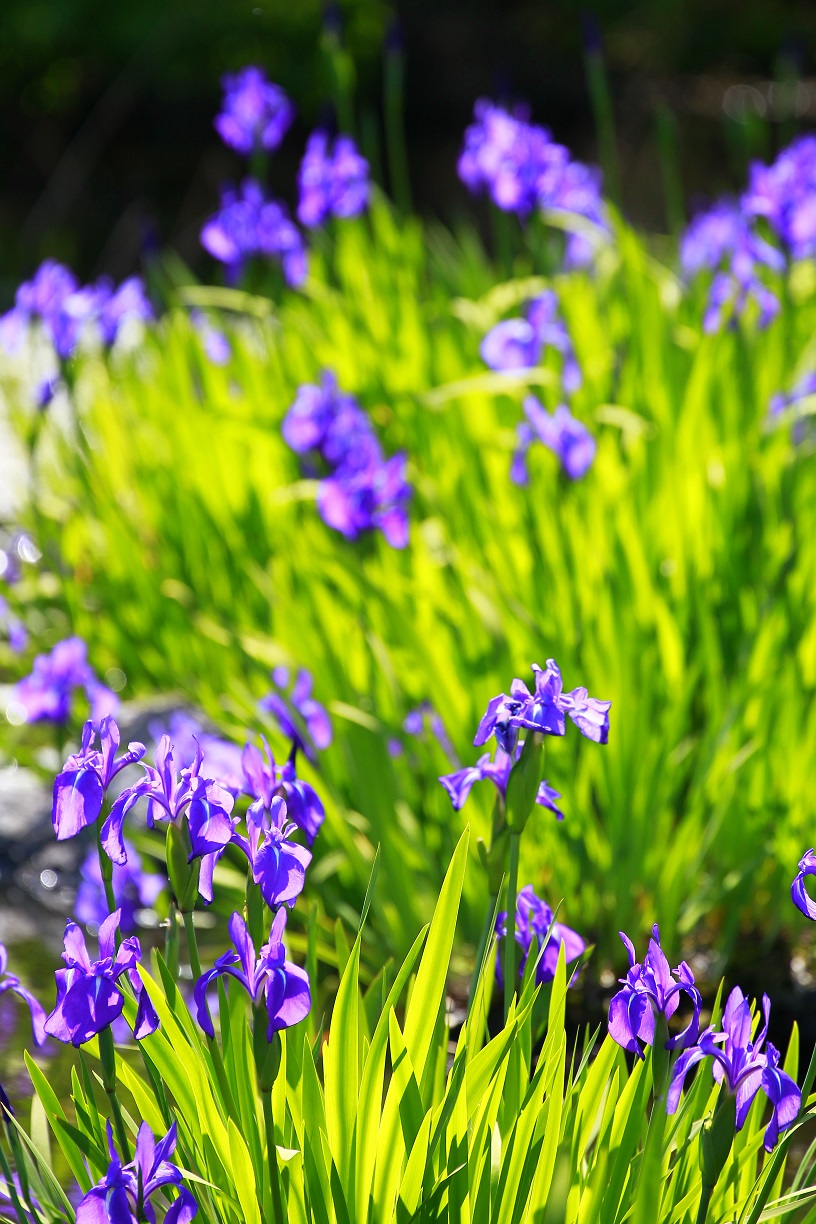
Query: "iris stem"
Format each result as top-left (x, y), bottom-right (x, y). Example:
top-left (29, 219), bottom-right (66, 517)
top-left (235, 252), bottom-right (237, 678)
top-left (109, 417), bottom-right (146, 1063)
top-left (695, 1181), bottom-right (715, 1224)
top-left (165, 902), bottom-right (179, 979)
top-left (262, 1089), bottom-right (286, 1224)
top-left (99, 1027), bottom-right (131, 1160)
top-left (96, 820), bottom-right (116, 918)
top-left (182, 910), bottom-right (203, 983)
top-left (503, 830), bottom-right (521, 1021)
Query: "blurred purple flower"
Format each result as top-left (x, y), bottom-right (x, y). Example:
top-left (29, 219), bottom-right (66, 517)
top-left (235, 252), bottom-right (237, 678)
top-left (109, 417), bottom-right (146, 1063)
top-left (190, 311), bottom-right (231, 365)
top-left (0, 597), bottom-right (26, 655)
top-left (76, 1120), bottom-right (196, 1224)
top-left (148, 710), bottom-right (244, 794)
top-left (667, 986), bottom-right (800, 1152)
top-left (495, 885), bottom-right (585, 987)
top-left (242, 738), bottom-right (324, 845)
top-left (53, 717), bottom-right (145, 843)
top-left (297, 131), bottom-right (369, 228)
top-left (608, 925), bottom-right (701, 1059)
top-left (44, 911), bottom-right (158, 1047)
top-left (201, 179), bottom-right (307, 287)
top-left (318, 452), bottom-right (411, 548)
top-left (75, 840), bottom-right (164, 934)
top-left (512, 398), bottom-right (596, 485)
top-left (680, 199), bottom-right (783, 333)
top-left (195, 909), bottom-right (310, 1040)
top-left (743, 136), bottom-right (816, 261)
top-left (0, 945), bottom-right (46, 1047)
top-left (481, 291), bottom-right (581, 392)
top-left (215, 66), bottom-right (294, 155)
top-left (91, 276), bottom-right (153, 347)
top-left (14, 638), bottom-right (117, 726)
top-left (259, 667), bottom-right (332, 763)
top-left (439, 744), bottom-right (563, 818)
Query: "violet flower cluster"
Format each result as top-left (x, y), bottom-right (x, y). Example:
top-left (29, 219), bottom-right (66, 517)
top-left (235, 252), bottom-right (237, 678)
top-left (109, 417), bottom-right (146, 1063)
top-left (195, 908), bottom-right (310, 1040)
top-left (474, 659), bottom-right (611, 755)
top-left (282, 370), bottom-right (412, 547)
top-left (259, 666), bottom-right (332, 764)
top-left (668, 988), bottom-right (800, 1153)
top-left (481, 291), bottom-right (581, 389)
top-left (214, 66), bottom-right (294, 155)
top-left (0, 260), bottom-right (152, 369)
top-left (607, 928), bottom-right (800, 1152)
top-left (200, 179), bottom-right (307, 288)
top-left (44, 910), bottom-right (159, 1048)
top-left (495, 885), bottom-right (585, 988)
top-left (297, 131), bottom-right (370, 228)
top-left (458, 99), bottom-right (608, 266)
top-left (77, 1121), bottom-right (196, 1224)
top-left (440, 743), bottom-right (563, 820)
top-left (679, 199), bottom-right (783, 333)
top-left (512, 398), bottom-right (596, 486)
top-left (13, 637), bottom-right (118, 726)
top-left (743, 135), bottom-right (816, 261)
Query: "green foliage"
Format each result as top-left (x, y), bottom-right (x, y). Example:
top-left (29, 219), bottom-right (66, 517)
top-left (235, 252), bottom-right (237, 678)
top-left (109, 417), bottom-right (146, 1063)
top-left (6, 198), bottom-right (816, 974)
top-left (8, 832), bottom-right (816, 1223)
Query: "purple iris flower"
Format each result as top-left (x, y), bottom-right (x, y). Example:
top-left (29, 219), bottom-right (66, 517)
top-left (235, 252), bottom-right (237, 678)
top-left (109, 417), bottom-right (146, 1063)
top-left (495, 885), bottom-right (585, 987)
top-left (0, 945), bottom-right (46, 1047)
top-left (282, 371), bottom-right (353, 455)
top-left (667, 986), bottom-right (801, 1152)
top-left (215, 66), bottom-right (294, 155)
top-left (148, 710), bottom-right (245, 794)
top-left (44, 911), bottom-right (159, 1047)
top-left (480, 291), bottom-right (582, 390)
top-left (791, 849), bottom-right (816, 920)
top-left (474, 660), bottom-right (611, 754)
top-left (0, 260), bottom-right (96, 360)
top-left (542, 159), bottom-right (609, 268)
top-left (439, 744), bottom-right (563, 818)
top-left (768, 373), bottom-right (816, 447)
top-left (75, 841), bottom-right (164, 934)
top-left (608, 926), bottom-right (701, 1059)
top-left (14, 637), bottom-right (118, 726)
top-left (259, 668), bottom-right (332, 763)
top-left (52, 717), bottom-right (145, 843)
top-left (680, 199), bottom-right (783, 333)
top-left (512, 398), bottom-right (596, 486)
top-left (318, 451), bottom-right (411, 548)
top-left (201, 179), bottom-right (307, 287)
top-left (91, 276), bottom-right (153, 347)
top-left (76, 1120), bottom-right (196, 1224)
top-left (297, 131), bottom-right (370, 228)
top-left (232, 791), bottom-right (311, 910)
top-left (195, 909), bottom-right (310, 1040)
top-left (458, 100), bottom-right (566, 217)
top-left (743, 136), bottom-right (816, 262)
top-left (242, 738), bottom-right (324, 845)
top-left (401, 701), bottom-right (457, 761)
top-left (101, 736), bottom-right (236, 868)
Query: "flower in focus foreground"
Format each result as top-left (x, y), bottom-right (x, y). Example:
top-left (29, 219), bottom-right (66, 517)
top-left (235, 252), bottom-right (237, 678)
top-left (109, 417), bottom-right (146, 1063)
top-left (52, 717), bottom-right (145, 842)
top-left (667, 986), bottom-right (800, 1152)
top-left (76, 1121), bottom-right (197, 1224)
top-left (474, 660), bottom-right (611, 754)
top-left (195, 910), bottom-right (310, 1040)
top-left (44, 911), bottom-right (158, 1047)
top-left (439, 744), bottom-right (563, 819)
top-left (608, 925), bottom-right (701, 1059)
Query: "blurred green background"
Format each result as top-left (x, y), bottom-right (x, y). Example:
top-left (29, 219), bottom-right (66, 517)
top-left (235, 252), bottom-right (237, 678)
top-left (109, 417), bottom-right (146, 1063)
top-left (3, 0), bottom-right (816, 291)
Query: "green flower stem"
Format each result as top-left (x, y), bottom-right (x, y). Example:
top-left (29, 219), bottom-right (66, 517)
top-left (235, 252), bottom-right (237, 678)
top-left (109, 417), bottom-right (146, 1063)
top-left (503, 830), bottom-right (521, 1020)
top-left (165, 902), bottom-right (180, 979)
top-left (96, 819), bottom-right (116, 918)
top-left (262, 1089), bottom-right (286, 1224)
top-left (182, 910), bottom-right (203, 983)
top-left (99, 1026), bottom-right (131, 1160)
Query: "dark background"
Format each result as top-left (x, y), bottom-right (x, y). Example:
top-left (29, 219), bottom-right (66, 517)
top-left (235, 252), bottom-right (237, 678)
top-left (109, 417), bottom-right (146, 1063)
top-left (2, 0), bottom-right (816, 295)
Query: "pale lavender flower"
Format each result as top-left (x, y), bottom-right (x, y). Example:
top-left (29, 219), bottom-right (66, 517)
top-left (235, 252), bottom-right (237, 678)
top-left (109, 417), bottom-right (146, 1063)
top-left (215, 66), bottom-right (294, 155)
top-left (297, 131), bottom-right (370, 228)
